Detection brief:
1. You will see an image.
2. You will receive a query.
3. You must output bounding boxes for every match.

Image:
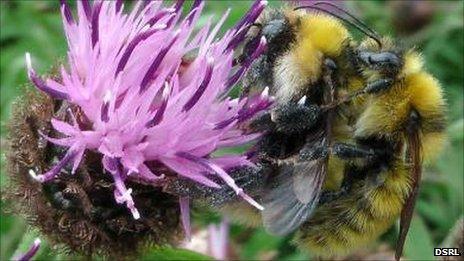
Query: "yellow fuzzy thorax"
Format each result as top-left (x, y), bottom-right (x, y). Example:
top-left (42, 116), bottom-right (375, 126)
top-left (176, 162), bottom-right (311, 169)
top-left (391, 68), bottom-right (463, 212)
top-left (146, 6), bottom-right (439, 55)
top-left (298, 13), bottom-right (350, 57)
top-left (290, 12), bottom-right (350, 82)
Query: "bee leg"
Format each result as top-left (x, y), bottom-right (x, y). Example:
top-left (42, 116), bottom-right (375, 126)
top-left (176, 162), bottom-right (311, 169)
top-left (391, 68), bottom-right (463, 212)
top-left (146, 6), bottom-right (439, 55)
top-left (299, 142), bottom-right (376, 162)
top-left (206, 164), bottom-right (269, 206)
top-left (348, 78), bottom-right (395, 100)
top-left (325, 78), bottom-right (395, 109)
top-left (275, 57), bottom-right (339, 137)
top-left (253, 58), bottom-right (335, 134)
top-left (163, 164), bottom-right (268, 206)
top-left (248, 112), bottom-right (275, 132)
top-left (271, 102), bottom-right (322, 134)
top-left (318, 142), bottom-right (392, 206)
top-left (331, 142), bottom-right (376, 160)
top-left (299, 145), bottom-right (329, 161)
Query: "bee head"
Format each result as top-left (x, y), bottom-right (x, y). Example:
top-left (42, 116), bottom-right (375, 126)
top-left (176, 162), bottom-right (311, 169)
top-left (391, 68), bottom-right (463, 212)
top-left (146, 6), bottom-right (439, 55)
top-left (242, 9), bottom-right (297, 63)
top-left (261, 18), bottom-right (287, 42)
top-left (240, 10), bottom-right (298, 96)
top-left (357, 50), bottom-right (402, 74)
top-left (354, 38), bottom-right (404, 77)
top-left (241, 19), bottom-right (285, 61)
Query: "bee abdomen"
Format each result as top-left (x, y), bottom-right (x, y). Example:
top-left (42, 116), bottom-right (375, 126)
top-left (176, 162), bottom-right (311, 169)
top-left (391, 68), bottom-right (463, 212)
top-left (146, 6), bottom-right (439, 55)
top-left (294, 161), bottom-right (411, 258)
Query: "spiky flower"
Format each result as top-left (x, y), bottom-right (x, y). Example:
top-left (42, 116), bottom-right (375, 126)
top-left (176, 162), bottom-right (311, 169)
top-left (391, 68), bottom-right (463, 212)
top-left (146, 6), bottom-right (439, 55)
top-left (25, 0), bottom-right (270, 234)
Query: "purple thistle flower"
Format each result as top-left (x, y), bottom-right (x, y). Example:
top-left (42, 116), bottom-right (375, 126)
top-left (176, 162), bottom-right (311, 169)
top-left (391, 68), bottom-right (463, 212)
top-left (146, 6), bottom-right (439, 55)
top-left (14, 238), bottom-right (41, 261)
top-left (25, 0), bottom-right (270, 235)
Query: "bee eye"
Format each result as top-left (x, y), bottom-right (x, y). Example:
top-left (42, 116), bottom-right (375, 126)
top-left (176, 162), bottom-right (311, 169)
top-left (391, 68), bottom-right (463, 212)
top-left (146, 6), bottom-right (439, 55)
top-left (370, 52), bottom-right (401, 67)
top-left (358, 51), bottom-right (374, 65)
top-left (358, 51), bottom-right (401, 68)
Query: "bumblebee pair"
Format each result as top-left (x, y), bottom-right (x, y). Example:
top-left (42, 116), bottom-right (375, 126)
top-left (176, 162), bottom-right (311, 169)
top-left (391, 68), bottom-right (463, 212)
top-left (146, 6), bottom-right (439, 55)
top-left (174, 2), bottom-right (446, 260)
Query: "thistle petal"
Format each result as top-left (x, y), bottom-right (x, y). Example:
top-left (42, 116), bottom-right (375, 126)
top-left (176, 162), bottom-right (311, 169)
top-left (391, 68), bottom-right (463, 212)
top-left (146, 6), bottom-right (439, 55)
top-left (179, 197), bottom-right (191, 241)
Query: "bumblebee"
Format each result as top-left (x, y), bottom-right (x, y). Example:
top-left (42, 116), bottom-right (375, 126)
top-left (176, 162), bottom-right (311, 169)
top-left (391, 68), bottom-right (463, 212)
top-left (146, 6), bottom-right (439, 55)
top-left (224, 2), bottom-right (367, 235)
top-left (244, 4), bottom-right (446, 260)
top-left (170, 2), bottom-right (447, 260)
top-left (294, 35), bottom-right (446, 259)
top-left (244, 3), bottom-right (445, 259)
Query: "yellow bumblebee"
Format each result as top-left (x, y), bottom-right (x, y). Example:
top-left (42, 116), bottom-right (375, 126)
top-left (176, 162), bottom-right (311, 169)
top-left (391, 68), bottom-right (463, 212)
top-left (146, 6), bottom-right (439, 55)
top-left (295, 35), bottom-right (446, 260)
top-left (235, 2), bottom-right (446, 260)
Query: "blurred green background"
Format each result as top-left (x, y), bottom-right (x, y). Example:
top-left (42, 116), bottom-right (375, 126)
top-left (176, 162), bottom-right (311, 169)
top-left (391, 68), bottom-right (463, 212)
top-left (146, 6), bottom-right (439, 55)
top-left (0, 1), bottom-right (462, 260)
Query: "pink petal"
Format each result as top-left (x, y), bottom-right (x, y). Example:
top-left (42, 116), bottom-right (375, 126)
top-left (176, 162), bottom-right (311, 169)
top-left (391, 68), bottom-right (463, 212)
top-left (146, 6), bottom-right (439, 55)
top-left (179, 196), bottom-right (191, 241)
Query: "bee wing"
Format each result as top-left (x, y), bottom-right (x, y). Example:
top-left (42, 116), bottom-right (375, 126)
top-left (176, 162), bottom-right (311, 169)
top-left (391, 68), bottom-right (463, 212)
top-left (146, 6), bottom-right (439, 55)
top-left (262, 157), bottom-right (326, 236)
top-left (395, 131), bottom-right (422, 261)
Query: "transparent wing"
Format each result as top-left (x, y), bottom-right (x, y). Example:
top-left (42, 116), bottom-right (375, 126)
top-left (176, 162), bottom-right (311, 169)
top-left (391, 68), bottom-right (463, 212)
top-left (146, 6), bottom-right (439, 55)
top-left (262, 156), bottom-right (326, 236)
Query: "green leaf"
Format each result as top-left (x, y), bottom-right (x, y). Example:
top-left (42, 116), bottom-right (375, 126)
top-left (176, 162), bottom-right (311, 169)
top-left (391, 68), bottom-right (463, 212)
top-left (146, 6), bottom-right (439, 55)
top-left (241, 229), bottom-right (284, 260)
top-left (436, 143), bottom-right (464, 221)
top-left (403, 215), bottom-right (435, 261)
top-left (0, 214), bottom-right (26, 261)
top-left (141, 247), bottom-right (213, 261)
top-left (447, 119), bottom-right (464, 142)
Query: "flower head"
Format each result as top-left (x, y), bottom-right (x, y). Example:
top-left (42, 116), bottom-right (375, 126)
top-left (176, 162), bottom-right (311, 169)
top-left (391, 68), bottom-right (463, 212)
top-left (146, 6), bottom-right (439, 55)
top-left (26, 0), bottom-right (270, 225)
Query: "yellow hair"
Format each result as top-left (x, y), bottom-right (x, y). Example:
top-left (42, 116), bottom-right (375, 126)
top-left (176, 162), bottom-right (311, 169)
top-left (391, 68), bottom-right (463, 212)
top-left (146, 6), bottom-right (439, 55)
top-left (289, 13), bottom-right (350, 83)
top-left (295, 160), bottom-right (410, 258)
top-left (355, 52), bottom-right (446, 142)
top-left (299, 13), bottom-right (350, 57)
top-left (400, 50), bottom-right (424, 77)
top-left (291, 38), bottom-right (323, 83)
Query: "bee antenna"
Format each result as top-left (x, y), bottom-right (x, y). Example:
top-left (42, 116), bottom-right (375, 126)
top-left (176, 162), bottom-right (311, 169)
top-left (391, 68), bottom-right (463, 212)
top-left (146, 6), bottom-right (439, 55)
top-left (294, 5), bottom-right (383, 48)
top-left (313, 2), bottom-right (381, 39)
